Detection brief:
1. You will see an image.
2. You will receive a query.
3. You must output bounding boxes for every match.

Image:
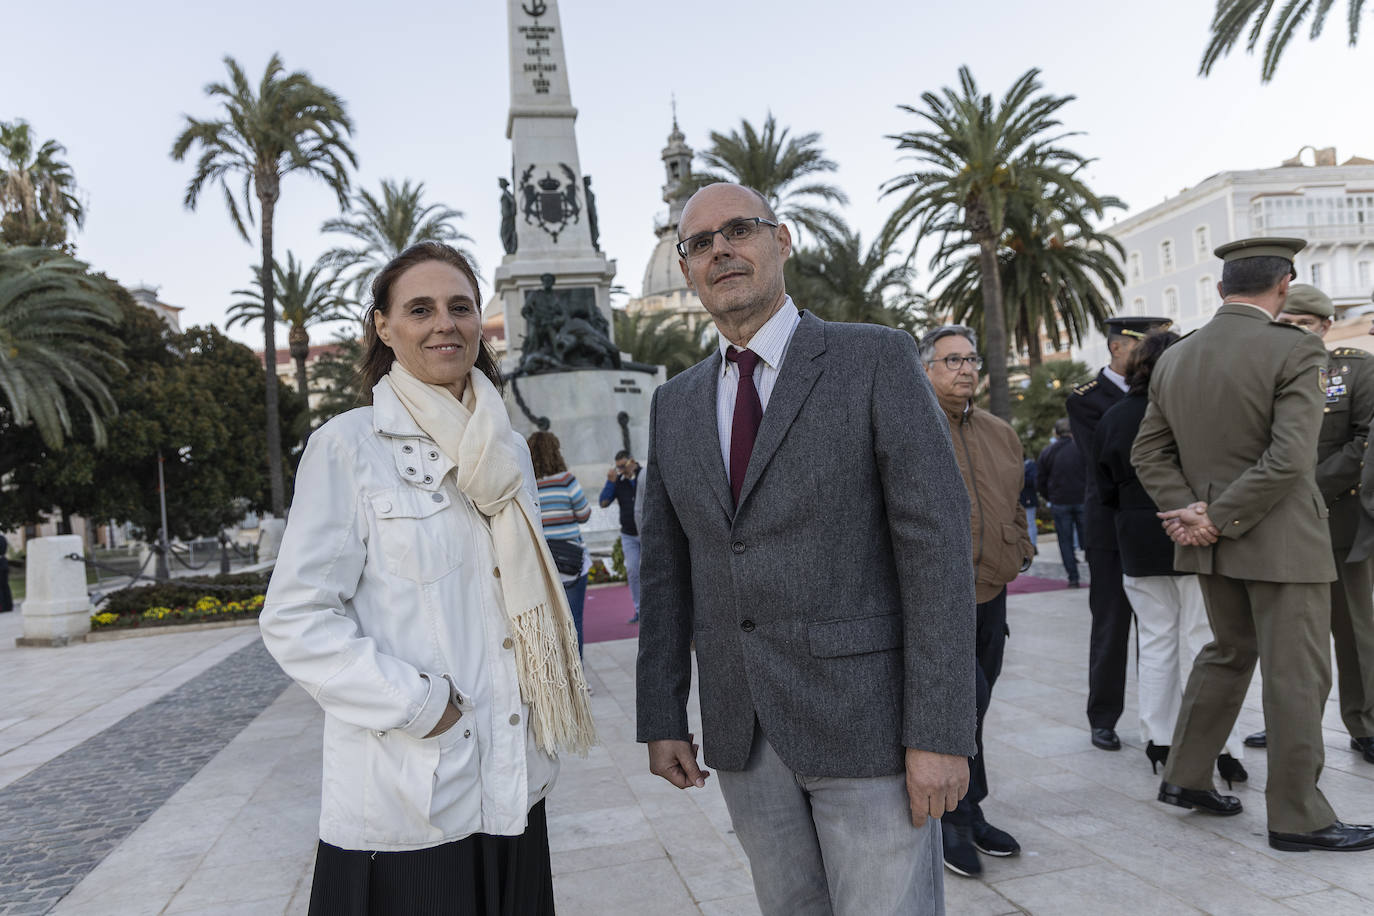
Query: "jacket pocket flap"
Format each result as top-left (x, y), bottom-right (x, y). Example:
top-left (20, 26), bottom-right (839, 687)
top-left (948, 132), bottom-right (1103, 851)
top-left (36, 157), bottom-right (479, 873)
top-left (809, 613), bottom-right (903, 658)
top-left (371, 488), bottom-right (450, 520)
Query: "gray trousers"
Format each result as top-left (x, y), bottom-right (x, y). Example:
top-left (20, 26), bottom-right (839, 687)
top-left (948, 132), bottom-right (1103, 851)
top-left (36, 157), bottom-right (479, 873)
top-left (716, 724), bottom-right (944, 916)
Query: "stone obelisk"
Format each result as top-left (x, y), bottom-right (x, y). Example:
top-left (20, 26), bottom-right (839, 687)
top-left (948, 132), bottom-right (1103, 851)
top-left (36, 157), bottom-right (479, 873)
top-left (494, 0), bottom-right (616, 365)
top-left (494, 0), bottom-right (663, 534)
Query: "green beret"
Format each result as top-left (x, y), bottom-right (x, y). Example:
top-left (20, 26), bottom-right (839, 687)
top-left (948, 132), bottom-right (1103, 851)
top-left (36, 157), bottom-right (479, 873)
top-left (1283, 283), bottom-right (1334, 318)
top-left (1213, 236), bottom-right (1306, 262)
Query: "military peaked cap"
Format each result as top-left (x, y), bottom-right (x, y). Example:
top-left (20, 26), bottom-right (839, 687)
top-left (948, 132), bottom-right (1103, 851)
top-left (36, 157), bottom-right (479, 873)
top-left (1104, 316), bottom-right (1173, 340)
top-left (1213, 236), bottom-right (1307, 262)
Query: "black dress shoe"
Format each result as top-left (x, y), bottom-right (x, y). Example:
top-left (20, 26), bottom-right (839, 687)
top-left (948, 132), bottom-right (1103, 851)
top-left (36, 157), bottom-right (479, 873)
top-left (1351, 736), bottom-right (1374, 764)
top-left (1268, 820), bottom-right (1374, 852)
top-left (1157, 781), bottom-right (1243, 816)
top-left (1091, 727), bottom-right (1121, 751)
top-left (1243, 730), bottom-right (1267, 748)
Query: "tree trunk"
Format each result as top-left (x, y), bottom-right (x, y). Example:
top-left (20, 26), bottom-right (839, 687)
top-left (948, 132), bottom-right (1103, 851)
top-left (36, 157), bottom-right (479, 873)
top-left (1026, 315), bottom-right (1043, 370)
top-left (258, 187), bottom-right (285, 516)
top-left (290, 325), bottom-right (312, 446)
top-left (977, 236), bottom-right (1011, 419)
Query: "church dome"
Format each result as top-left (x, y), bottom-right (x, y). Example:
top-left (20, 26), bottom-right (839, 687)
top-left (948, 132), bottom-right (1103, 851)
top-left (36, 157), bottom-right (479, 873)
top-left (641, 230), bottom-right (691, 298)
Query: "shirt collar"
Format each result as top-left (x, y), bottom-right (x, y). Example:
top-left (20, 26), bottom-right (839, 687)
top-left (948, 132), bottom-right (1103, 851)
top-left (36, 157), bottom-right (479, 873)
top-left (1224, 300), bottom-right (1277, 320)
top-left (717, 296), bottom-right (800, 374)
top-left (1102, 366), bottom-right (1129, 392)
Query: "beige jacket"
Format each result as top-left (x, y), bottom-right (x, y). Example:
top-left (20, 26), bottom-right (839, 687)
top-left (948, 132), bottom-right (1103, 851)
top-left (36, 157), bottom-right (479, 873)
top-left (943, 402), bottom-right (1034, 602)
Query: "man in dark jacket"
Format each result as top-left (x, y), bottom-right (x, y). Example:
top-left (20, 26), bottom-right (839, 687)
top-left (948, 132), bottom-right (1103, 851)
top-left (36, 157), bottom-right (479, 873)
top-left (1037, 419), bottom-right (1086, 587)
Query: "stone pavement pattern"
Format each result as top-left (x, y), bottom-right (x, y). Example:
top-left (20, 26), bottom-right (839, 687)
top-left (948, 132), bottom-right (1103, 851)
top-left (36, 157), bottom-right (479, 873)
top-left (0, 585), bottom-right (1371, 914)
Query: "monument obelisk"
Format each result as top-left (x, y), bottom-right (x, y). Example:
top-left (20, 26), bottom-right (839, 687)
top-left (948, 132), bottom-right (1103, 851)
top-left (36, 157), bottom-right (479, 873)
top-left (494, 0), bottom-right (663, 517)
top-left (494, 0), bottom-right (616, 360)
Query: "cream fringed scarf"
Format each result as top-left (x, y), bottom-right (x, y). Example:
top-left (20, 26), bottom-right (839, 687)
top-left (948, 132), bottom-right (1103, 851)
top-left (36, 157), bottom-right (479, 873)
top-left (384, 363), bottom-right (597, 756)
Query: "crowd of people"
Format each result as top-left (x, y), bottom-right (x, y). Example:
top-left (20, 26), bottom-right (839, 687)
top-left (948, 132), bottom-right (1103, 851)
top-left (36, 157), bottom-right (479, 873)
top-left (252, 185), bottom-right (1374, 916)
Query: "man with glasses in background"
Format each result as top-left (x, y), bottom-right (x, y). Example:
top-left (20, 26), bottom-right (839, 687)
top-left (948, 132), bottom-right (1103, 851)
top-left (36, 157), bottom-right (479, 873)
top-left (922, 325), bottom-right (1034, 879)
top-left (637, 182), bottom-right (976, 914)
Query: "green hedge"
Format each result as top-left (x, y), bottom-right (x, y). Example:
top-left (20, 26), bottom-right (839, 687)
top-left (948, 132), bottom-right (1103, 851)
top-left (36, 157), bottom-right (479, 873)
top-left (100, 570), bottom-right (271, 616)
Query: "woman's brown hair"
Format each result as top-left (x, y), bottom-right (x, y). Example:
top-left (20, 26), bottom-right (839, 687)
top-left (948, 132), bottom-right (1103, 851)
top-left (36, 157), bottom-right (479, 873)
top-left (1126, 329), bottom-right (1181, 396)
top-left (358, 242), bottom-right (503, 400)
top-left (527, 431), bottom-right (568, 478)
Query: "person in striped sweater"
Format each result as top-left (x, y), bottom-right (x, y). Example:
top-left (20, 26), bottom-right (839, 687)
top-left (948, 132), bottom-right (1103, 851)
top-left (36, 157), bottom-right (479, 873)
top-left (528, 432), bottom-right (592, 655)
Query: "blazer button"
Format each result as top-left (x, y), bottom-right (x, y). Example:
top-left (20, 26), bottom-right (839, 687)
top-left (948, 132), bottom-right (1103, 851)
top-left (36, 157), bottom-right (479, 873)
top-left (406, 466), bottom-right (417, 475)
top-left (374, 730), bottom-right (385, 738)
top-left (502, 637), bottom-right (514, 649)
top-left (509, 714), bottom-right (521, 726)
top-left (731, 541), bottom-right (746, 554)
top-left (740, 619), bottom-right (755, 632)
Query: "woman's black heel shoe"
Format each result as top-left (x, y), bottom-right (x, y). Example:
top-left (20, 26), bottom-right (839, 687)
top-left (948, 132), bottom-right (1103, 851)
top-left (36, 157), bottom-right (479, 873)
top-left (1216, 754), bottom-right (1247, 790)
top-left (1145, 742), bottom-right (1170, 774)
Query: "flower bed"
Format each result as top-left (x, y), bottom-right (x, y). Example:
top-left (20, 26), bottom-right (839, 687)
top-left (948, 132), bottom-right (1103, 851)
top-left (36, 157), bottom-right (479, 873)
top-left (91, 593), bottom-right (264, 630)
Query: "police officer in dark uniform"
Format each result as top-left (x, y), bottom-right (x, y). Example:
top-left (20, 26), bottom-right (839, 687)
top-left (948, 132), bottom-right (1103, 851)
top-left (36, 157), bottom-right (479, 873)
top-left (1066, 315), bottom-right (1172, 751)
top-left (1245, 284), bottom-right (1374, 759)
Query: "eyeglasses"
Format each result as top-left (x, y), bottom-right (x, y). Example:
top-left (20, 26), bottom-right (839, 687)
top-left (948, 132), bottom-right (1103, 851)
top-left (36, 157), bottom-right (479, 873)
top-left (676, 217), bottom-right (779, 259)
top-left (930, 355), bottom-right (983, 371)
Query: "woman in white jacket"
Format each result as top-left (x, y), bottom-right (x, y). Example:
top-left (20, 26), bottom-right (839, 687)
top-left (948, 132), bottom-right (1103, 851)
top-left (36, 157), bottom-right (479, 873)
top-left (260, 242), bottom-right (595, 915)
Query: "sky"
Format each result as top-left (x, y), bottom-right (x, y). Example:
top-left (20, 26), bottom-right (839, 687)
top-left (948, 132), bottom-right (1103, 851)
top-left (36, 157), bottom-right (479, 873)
top-left (5, 0), bottom-right (1372, 350)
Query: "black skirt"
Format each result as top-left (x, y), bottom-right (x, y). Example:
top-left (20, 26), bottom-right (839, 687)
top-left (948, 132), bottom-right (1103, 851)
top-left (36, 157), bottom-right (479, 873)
top-left (308, 800), bottom-right (555, 916)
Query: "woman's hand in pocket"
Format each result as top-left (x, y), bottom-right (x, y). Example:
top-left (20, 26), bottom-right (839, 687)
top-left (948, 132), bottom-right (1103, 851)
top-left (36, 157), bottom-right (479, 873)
top-left (423, 701), bottom-right (464, 738)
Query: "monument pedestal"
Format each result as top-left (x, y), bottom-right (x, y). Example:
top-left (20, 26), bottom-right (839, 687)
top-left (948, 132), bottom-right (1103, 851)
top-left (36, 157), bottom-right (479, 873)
top-left (17, 535), bottom-right (91, 647)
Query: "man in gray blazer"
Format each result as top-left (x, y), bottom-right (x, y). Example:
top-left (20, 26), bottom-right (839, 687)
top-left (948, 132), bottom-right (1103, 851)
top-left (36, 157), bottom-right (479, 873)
top-left (635, 182), bottom-right (977, 915)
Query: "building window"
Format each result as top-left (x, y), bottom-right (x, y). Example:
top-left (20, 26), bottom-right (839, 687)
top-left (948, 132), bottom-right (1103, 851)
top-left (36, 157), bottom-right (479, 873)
top-left (1359, 260), bottom-right (1371, 289)
top-left (1128, 251), bottom-right (1142, 284)
top-left (1196, 276), bottom-right (1214, 315)
top-left (1311, 263), bottom-right (1324, 287)
top-left (1194, 226), bottom-right (1210, 260)
top-left (1164, 287), bottom-right (1179, 319)
top-left (1159, 239), bottom-right (1175, 274)
top-left (1132, 297), bottom-right (1145, 315)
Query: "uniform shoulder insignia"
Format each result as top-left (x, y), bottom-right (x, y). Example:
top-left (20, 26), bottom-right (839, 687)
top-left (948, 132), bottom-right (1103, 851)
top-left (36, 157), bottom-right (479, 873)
top-left (1071, 379), bottom-right (1098, 396)
top-left (1333, 347), bottom-right (1368, 358)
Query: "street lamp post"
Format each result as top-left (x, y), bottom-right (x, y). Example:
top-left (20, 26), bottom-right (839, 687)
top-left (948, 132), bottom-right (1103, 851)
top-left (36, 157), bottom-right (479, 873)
top-left (155, 451), bottom-right (170, 581)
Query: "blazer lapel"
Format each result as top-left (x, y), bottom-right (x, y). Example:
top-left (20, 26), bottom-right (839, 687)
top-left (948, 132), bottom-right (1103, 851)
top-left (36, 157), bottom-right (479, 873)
top-left (735, 311), bottom-right (826, 511)
top-left (688, 352), bottom-right (735, 519)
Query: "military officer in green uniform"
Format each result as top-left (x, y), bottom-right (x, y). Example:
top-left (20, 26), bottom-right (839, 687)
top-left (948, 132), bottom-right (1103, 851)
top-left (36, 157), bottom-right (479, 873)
top-left (1244, 285), bottom-right (1374, 763)
top-left (1132, 237), bottom-right (1374, 853)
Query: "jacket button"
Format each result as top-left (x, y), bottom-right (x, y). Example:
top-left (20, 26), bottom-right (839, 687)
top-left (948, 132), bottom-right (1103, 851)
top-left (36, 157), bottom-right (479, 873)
top-left (493, 567), bottom-right (501, 578)
top-left (424, 475), bottom-right (434, 484)
top-left (429, 451), bottom-right (439, 460)
top-left (509, 714), bottom-right (521, 726)
top-left (375, 730), bottom-right (385, 738)
top-left (502, 637), bottom-right (514, 649)
top-left (380, 501), bottom-right (393, 513)
top-left (431, 492), bottom-right (443, 502)
top-left (463, 729), bottom-right (471, 739)
top-left (732, 541), bottom-right (746, 554)
top-left (740, 619), bottom-right (755, 632)
top-left (406, 467), bottom-right (416, 475)
top-left (402, 445), bottom-right (413, 453)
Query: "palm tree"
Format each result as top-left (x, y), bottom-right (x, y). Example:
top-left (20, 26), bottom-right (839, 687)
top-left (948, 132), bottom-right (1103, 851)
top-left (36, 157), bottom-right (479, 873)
top-left (785, 224), bottom-right (927, 334)
top-left (229, 251), bottom-right (351, 416)
top-left (1201, 0), bottom-right (1366, 81)
top-left (171, 53), bottom-right (355, 514)
top-left (696, 113), bottom-right (848, 240)
top-left (883, 66), bottom-right (1098, 420)
top-left (0, 120), bottom-right (84, 248)
top-left (0, 246), bottom-right (121, 448)
top-left (612, 310), bottom-right (714, 378)
top-left (322, 178), bottom-right (475, 306)
top-left (931, 183), bottom-right (1126, 369)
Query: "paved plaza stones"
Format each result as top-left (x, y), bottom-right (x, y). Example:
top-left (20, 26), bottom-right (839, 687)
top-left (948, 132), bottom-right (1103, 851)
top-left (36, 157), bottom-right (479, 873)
top-left (0, 587), bottom-right (1371, 914)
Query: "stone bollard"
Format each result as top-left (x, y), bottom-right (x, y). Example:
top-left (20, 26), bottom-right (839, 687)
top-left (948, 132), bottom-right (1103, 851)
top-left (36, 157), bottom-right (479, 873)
top-left (18, 535), bottom-right (91, 647)
top-left (257, 517), bottom-right (287, 563)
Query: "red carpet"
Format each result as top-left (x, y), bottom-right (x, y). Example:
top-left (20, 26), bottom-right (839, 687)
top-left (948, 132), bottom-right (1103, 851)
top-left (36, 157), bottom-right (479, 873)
top-left (582, 575), bottom-right (1070, 645)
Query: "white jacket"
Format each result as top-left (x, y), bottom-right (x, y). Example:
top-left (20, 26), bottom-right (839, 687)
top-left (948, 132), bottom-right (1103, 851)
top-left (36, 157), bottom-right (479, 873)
top-left (260, 382), bottom-right (559, 851)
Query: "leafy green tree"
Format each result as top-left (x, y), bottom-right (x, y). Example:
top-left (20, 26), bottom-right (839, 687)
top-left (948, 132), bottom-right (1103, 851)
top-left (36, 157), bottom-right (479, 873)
top-left (171, 53), bottom-right (355, 515)
top-left (0, 246), bottom-right (121, 448)
top-left (0, 287), bottom-right (303, 538)
top-left (1011, 359), bottom-right (1093, 459)
top-left (229, 251), bottom-right (351, 418)
top-left (612, 310), bottom-right (714, 378)
top-left (1201, 0), bottom-right (1366, 81)
top-left (931, 182), bottom-right (1125, 369)
top-left (322, 178), bottom-right (475, 304)
top-left (696, 113), bottom-right (848, 240)
top-left (884, 66), bottom-right (1099, 421)
top-left (785, 224), bottom-right (927, 334)
top-left (0, 120), bottom-right (84, 248)
top-left (307, 333), bottom-right (364, 426)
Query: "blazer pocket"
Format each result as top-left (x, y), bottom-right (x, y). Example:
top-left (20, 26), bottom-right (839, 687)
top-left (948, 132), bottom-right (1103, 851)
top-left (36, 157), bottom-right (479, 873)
top-left (809, 613), bottom-right (903, 658)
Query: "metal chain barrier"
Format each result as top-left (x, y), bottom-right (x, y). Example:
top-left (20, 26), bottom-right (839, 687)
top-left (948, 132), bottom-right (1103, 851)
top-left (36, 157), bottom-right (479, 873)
top-left (63, 551), bottom-right (272, 606)
top-left (168, 545), bottom-right (215, 571)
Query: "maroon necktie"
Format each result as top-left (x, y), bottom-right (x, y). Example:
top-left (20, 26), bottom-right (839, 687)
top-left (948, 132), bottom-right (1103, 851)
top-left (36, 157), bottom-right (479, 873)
top-left (726, 347), bottom-right (763, 507)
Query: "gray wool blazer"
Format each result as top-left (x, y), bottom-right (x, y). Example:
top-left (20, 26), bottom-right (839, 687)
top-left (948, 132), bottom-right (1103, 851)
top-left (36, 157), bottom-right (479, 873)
top-left (634, 310), bottom-right (977, 777)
